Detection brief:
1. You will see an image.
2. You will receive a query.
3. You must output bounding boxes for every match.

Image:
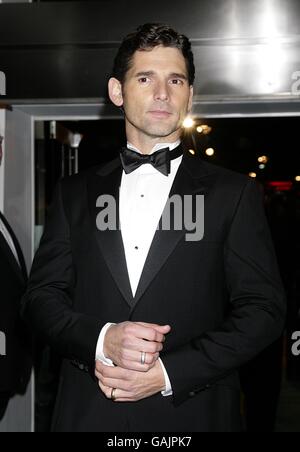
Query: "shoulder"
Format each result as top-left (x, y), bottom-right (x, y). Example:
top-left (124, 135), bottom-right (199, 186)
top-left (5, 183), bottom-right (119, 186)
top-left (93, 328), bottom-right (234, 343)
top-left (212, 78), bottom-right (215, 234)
top-left (203, 161), bottom-right (264, 216)
top-left (59, 157), bottom-right (120, 193)
top-left (201, 159), bottom-right (251, 189)
top-left (186, 154), bottom-right (261, 207)
top-left (185, 151), bottom-right (253, 191)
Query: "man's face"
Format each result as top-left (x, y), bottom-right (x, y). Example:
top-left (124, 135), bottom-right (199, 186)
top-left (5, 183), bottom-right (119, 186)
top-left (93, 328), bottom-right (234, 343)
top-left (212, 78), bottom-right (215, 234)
top-left (109, 46), bottom-right (193, 141)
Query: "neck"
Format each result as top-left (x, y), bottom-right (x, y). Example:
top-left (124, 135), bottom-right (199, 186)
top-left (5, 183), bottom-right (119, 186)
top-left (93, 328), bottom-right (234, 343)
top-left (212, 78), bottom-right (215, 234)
top-left (126, 126), bottom-right (182, 155)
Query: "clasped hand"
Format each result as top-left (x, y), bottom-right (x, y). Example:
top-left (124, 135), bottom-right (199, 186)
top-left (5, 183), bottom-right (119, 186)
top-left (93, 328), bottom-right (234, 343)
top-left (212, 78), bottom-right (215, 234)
top-left (95, 321), bottom-right (171, 402)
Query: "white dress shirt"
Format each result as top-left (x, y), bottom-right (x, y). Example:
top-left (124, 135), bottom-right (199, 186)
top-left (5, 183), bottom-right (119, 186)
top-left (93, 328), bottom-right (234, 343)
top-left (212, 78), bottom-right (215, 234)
top-left (0, 213), bottom-right (20, 266)
top-left (96, 140), bottom-right (183, 397)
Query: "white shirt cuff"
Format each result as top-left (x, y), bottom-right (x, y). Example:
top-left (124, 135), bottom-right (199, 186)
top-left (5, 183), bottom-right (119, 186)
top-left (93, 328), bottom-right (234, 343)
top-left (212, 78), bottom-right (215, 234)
top-left (96, 322), bottom-right (116, 366)
top-left (159, 358), bottom-right (173, 397)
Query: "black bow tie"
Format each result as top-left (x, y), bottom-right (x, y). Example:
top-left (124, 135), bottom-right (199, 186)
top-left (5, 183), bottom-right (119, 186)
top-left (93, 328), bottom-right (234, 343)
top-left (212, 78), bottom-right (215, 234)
top-left (120, 144), bottom-right (183, 176)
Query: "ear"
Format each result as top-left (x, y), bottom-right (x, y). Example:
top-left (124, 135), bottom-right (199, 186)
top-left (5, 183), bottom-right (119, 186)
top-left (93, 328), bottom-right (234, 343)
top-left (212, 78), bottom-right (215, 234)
top-left (108, 77), bottom-right (124, 107)
top-left (187, 85), bottom-right (194, 113)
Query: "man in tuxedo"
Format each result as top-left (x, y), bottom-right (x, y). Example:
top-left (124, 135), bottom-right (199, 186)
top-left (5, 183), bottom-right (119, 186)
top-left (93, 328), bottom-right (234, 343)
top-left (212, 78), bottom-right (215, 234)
top-left (22, 23), bottom-right (286, 432)
top-left (0, 211), bottom-right (31, 420)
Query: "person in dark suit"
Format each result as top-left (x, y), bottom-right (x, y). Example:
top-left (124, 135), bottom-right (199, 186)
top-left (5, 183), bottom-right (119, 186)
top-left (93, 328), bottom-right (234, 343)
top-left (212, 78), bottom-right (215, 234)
top-left (0, 211), bottom-right (32, 421)
top-left (22, 23), bottom-right (286, 432)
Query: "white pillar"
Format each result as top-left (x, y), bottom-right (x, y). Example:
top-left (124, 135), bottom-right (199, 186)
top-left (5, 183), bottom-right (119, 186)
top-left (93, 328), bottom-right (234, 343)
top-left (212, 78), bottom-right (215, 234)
top-left (0, 107), bottom-right (34, 432)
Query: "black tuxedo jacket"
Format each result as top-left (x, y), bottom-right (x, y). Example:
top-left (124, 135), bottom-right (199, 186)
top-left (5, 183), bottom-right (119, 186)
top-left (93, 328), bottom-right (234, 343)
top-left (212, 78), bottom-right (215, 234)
top-left (0, 212), bottom-right (31, 395)
top-left (22, 150), bottom-right (286, 432)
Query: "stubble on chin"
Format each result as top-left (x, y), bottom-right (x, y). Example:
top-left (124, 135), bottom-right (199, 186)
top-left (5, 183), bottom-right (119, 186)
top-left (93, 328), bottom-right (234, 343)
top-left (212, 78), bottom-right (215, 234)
top-left (141, 117), bottom-right (181, 139)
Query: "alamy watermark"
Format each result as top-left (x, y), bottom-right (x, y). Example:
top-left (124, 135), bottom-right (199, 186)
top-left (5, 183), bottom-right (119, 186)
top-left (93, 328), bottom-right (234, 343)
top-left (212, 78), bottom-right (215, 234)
top-left (96, 194), bottom-right (205, 242)
top-left (291, 331), bottom-right (300, 357)
top-left (0, 331), bottom-right (6, 356)
top-left (291, 71), bottom-right (300, 95)
top-left (0, 71), bottom-right (6, 96)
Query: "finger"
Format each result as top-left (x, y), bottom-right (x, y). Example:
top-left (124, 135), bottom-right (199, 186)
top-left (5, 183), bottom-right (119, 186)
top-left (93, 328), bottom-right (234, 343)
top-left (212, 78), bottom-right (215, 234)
top-left (97, 376), bottom-right (131, 392)
top-left (98, 380), bottom-right (112, 400)
top-left (96, 363), bottom-right (128, 380)
top-left (119, 349), bottom-right (159, 365)
top-left (96, 358), bottom-right (155, 375)
top-left (126, 338), bottom-right (164, 354)
top-left (98, 381), bottom-right (134, 402)
top-left (95, 360), bottom-right (115, 373)
top-left (118, 360), bottom-right (158, 372)
top-left (111, 388), bottom-right (133, 401)
top-left (96, 370), bottom-right (119, 382)
top-left (95, 366), bottom-right (128, 388)
top-left (136, 322), bottom-right (171, 334)
top-left (131, 324), bottom-right (166, 343)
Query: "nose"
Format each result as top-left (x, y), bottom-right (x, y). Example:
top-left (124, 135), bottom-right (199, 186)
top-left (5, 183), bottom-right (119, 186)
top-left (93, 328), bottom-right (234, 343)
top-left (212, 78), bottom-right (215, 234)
top-left (154, 80), bottom-right (169, 102)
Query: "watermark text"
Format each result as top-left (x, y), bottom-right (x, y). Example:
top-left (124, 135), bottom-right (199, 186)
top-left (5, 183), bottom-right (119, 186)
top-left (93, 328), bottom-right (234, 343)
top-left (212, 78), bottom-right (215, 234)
top-left (96, 194), bottom-right (205, 242)
top-left (291, 331), bottom-right (300, 356)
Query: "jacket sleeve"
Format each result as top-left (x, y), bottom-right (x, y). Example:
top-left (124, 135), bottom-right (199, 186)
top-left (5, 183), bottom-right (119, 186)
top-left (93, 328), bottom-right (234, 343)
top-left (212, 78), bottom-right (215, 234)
top-left (161, 179), bottom-right (287, 407)
top-left (21, 180), bottom-right (104, 370)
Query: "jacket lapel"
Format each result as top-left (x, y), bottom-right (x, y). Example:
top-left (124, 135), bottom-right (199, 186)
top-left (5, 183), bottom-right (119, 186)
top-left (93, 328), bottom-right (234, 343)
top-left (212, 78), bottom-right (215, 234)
top-left (88, 150), bottom-right (216, 310)
top-left (88, 158), bottom-right (134, 308)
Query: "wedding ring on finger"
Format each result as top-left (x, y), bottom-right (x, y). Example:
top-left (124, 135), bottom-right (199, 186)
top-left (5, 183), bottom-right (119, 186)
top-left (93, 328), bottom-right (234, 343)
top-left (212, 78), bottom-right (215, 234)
top-left (111, 388), bottom-right (117, 401)
top-left (141, 351), bottom-right (146, 365)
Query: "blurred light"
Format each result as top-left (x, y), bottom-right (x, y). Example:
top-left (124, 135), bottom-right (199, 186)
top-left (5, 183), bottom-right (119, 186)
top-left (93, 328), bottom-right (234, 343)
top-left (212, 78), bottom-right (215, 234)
top-left (268, 181), bottom-right (293, 192)
top-left (257, 2), bottom-right (284, 94)
top-left (189, 149), bottom-right (196, 155)
top-left (249, 172), bottom-right (257, 178)
top-left (183, 117), bottom-right (195, 128)
top-left (259, 164), bottom-right (266, 170)
top-left (196, 126), bottom-right (203, 134)
top-left (205, 148), bottom-right (215, 157)
top-left (258, 155), bottom-right (269, 164)
top-left (295, 176), bottom-right (300, 182)
top-left (202, 125), bottom-right (212, 135)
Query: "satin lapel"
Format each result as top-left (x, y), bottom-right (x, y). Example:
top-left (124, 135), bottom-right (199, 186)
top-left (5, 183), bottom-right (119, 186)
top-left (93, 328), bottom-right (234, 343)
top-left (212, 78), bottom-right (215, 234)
top-left (87, 160), bottom-right (134, 308)
top-left (130, 152), bottom-right (216, 313)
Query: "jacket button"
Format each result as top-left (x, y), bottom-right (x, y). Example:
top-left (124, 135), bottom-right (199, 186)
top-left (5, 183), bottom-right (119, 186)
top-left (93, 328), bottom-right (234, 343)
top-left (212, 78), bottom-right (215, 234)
top-left (189, 391), bottom-right (196, 397)
top-left (79, 364), bottom-right (85, 370)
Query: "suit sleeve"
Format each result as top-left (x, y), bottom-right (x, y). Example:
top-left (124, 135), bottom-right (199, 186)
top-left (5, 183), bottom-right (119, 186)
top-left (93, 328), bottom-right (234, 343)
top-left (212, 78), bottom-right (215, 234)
top-left (21, 180), bottom-right (105, 370)
top-left (161, 179), bottom-right (287, 407)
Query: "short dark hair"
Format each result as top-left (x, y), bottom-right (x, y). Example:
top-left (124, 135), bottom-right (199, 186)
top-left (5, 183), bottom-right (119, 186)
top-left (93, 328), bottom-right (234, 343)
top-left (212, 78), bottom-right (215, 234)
top-left (112, 23), bottom-right (195, 86)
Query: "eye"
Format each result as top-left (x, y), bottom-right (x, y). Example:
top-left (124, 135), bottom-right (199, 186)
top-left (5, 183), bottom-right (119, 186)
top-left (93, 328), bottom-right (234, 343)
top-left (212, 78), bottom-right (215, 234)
top-left (170, 79), bottom-right (184, 85)
top-left (138, 77), bottom-right (150, 84)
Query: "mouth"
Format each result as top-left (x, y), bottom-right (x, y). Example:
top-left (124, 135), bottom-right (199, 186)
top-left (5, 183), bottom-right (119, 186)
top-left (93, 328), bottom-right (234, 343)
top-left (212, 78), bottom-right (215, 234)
top-left (148, 110), bottom-right (172, 118)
